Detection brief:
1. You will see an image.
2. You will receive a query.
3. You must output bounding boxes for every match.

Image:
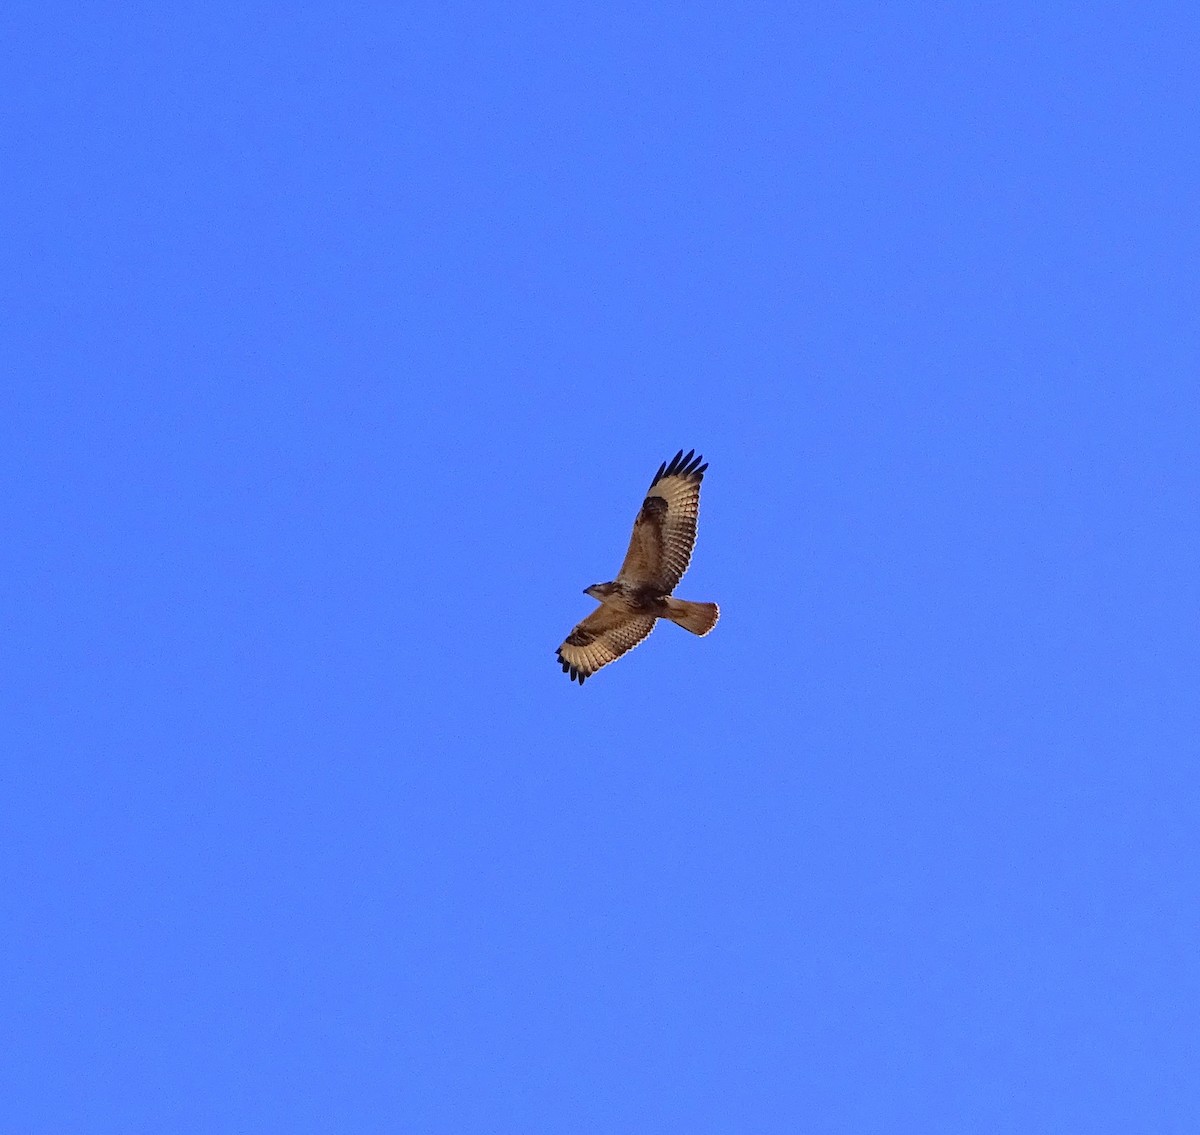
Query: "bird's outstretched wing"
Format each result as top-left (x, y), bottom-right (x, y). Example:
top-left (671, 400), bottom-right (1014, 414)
top-left (556, 606), bottom-right (657, 685)
top-left (616, 449), bottom-right (708, 593)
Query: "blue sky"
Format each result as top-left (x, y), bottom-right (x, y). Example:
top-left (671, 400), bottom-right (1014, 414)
top-left (4, 3), bottom-right (1198, 1131)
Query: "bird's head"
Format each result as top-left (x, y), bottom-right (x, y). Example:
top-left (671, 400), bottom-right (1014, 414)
top-left (585, 582), bottom-right (617, 600)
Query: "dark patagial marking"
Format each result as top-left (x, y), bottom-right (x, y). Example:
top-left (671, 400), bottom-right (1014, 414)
top-left (641, 496), bottom-right (668, 517)
top-left (565, 628), bottom-right (595, 646)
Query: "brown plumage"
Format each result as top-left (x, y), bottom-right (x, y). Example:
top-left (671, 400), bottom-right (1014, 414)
top-left (556, 449), bottom-right (719, 684)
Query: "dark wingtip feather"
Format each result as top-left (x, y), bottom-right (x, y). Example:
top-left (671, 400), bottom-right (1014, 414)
top-left (653, 448), bottom-right (711, 487)
top-left (652, 450), bottom-right (681, 486)
top-left (558, 654), bottom-right (587, 684)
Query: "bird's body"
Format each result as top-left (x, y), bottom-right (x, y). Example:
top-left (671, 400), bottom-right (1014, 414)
top-left (556, 450), bottom-right (719, 684)
top-left (584, 580), bottom-right (668, 615)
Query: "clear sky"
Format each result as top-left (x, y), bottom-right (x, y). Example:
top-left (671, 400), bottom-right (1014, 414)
top-left (4, 4), bottom-right (1198, 1132)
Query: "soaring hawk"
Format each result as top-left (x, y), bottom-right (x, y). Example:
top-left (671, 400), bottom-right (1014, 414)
top-left (556, 449), bottom-right (719, 684)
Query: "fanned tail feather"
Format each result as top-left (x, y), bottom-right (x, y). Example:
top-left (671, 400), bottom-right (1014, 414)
top-left (663, 598), bottom-right (719, 636)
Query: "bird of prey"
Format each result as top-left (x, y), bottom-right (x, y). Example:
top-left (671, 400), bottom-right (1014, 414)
top-left (556, 449), bottom-right (719, 684)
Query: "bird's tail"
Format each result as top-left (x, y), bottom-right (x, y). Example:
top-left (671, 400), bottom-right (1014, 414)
top-left (663, 598), bottom-right (720, 636)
